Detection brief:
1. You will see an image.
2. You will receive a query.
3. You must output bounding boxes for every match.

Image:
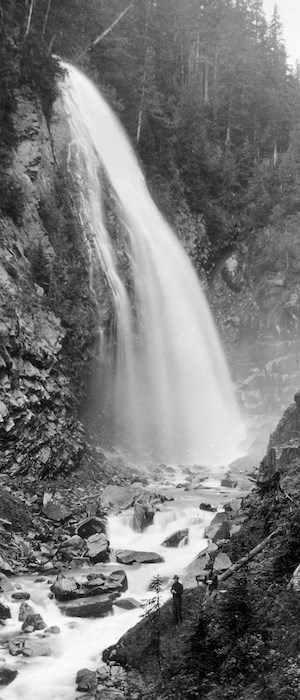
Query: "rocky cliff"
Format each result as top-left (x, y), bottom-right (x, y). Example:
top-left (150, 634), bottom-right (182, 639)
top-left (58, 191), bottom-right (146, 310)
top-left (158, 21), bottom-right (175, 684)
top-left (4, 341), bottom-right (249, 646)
top-left (0, 84), bottom-right (103, 478)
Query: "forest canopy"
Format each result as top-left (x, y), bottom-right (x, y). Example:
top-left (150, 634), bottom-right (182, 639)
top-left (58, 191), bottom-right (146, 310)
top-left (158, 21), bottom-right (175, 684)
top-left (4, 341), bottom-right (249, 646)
top-left (2, 0), bottom-right (300, 259)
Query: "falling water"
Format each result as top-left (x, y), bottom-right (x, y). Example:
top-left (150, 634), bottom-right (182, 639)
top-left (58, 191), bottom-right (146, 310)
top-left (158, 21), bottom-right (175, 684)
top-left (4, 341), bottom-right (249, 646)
top-left (61, 64), bottom-right (245, 466)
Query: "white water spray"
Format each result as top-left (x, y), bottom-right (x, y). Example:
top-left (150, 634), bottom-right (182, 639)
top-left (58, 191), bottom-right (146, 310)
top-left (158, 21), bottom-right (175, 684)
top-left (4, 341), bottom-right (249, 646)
top-left (61, 63), bottom-right (245, 466)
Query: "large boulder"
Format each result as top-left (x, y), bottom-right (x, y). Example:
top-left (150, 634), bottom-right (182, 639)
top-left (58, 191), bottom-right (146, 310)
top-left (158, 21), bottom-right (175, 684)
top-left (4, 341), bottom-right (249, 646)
top-left (116, 550), bottom-right (164, 565)
top-left (204, 513), bottom-right (231, 542)
top-left (0, 602), bottom-right (11, 619)
top-left (114, 597), bottom-right (141, 610)
top-left (42, 502), bottom-right (72, 522)
top-left (51, 573), bottom-right (78, 601)
top-left (21, 612), bottom-right (46, 632)
top-left (133, 503), bottom-right (154, 532)
top-left (60, 594), bottom-right (113, 618)
top-left (76, 668), bottom-right (97, 693)
top-left (0, 667), bottom-right (18, 685)
top-left (77, 517), bottom-right (105, 539)
top-left (18, 602), bottom-right (34, 621)
top-left (22, 639), bottom-right (51, 657)
top-left (86, 533), bottom-right (110, 564)
top-left (162, 529), bottom-right (188, 547)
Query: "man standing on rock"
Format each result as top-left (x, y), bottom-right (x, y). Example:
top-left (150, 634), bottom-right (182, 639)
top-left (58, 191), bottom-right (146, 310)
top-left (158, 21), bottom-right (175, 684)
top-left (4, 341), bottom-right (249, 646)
top-left (171, 575), bottom-right (183, 624)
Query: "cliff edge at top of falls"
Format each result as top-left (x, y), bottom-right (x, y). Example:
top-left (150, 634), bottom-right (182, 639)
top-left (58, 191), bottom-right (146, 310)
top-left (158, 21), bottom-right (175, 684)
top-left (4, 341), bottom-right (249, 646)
top-left (100, 392), bottom-right (300, 700)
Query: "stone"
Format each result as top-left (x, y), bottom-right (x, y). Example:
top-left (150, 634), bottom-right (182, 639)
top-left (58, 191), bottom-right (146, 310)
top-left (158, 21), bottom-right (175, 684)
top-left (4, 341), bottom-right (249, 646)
top-left (18, 602), bottom-right (34, 621)
top-left (8, 641), bottom-right (23, 656)
top-left (113, 597), bottom-right (141, 610)
top-left (162, 529), bottom-right (189, 547)
top-left (0, 603), bottom-right (11, 619)
top-left (132, 503), bottom-right (154, 532)
top-left (59, 535), bottom-right (85, 550)
top-left (21, 612), bottom-right (47, 632)
top-left (105, 570), bottom-right (128, 593)
top-left (116, 550), bottom-right (164, 565)
top-left (0, 557), bottom-right (13, 576)
top-left (45, 625), bottom-right (60, 634)
top-left (0, 667), bottom-right (18, 685)
top-left (60, 594), bottom-right (113, 618)
top-left (0, 574), bottom-right (13, 593)
top-left (86, 533), bottom-right (110, 564)
top-left (289, 563), bottom-right (300, 591)
top-left (204, 520), bottom-right (231, 542)
top-left (224, 498), bottom-right (243, 514)
top-left (77, 517), bottom-right (105, 539)
top-left (199, 503), bottom-right (217, 512)
top-left (11, 591), bottom-right (30, 600)
top-left (76, 668), bottom-right (97, 692)
top-left (51, 573), bottom-right (78, 601)
top-left (42, 502), bottom-right (72, 522)
top-left (213, 552), bottom-right (232, 572)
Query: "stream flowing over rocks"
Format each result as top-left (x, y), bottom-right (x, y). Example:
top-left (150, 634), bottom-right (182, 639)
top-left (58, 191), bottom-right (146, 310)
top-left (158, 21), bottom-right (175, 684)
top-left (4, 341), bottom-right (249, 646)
top-left (0, 463), bottom-right (252, 700)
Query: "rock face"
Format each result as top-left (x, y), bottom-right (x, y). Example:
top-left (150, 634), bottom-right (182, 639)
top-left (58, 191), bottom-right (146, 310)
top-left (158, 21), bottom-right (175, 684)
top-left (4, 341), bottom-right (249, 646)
top-left (86, 533), bottom-right (110, 563)
top-left (162, 529), bottom-right (188, 547)
top-left (0, 86), bottom-right (106, 478)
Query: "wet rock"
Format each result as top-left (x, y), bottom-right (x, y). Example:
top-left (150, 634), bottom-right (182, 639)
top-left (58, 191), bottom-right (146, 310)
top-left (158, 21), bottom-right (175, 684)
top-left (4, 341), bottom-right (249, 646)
top-left (114, 597), bottom-right (141, 610)
top-left (132, 503), bottom-right (154, 532)
top-left (162, 529), bottom-right (189, 547)
top-left (116, 550), bottom-right (164, 565)
top-left (8, 640), bottom-right (23, 656)
top-left (76, 668), bottom-right (97, 692)
top-left (199, 503), bottom-right (217, 512)
top-left (105, 570), bottom-right (128, 593)
top-left (213, 552), bottom-right (232, 572)
top-left (0, 603), bottom-right (11, 619)
top-left (45, 625), bottom-right (60, 634)
top-left (42, 502), bottom-right (72, 522)
top-left (204, 513), bottom-right (231, 542)
top-left (21, 612), bottom-right (47, 632)
top-left (60, 594), bottom-right (113, 617)
top-left (77, 517), bottom-right (105, 539)
top-left (0, 667), bottom-right (18, 685)
top-left (86, 533), bottom-right (110, 564)
top-left (18, 602), bottom-right (34, 621)
top-left (11, 591), bottom-right (30, 600)
top-left (51, 573), bottom-right (78, 601)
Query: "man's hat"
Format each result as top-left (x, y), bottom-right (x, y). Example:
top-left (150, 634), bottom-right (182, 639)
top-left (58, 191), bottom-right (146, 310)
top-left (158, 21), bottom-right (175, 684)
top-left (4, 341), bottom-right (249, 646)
top-left (173, 575), bottom-right (179, 579)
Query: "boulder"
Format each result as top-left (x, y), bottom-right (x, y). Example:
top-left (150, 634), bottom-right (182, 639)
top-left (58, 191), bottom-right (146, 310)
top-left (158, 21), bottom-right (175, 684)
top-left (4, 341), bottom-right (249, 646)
top-left (105, 570), bottom-right (128, 592)
top-left (204, 513), bottom-right (231, 542)
top-left (224, 498), bottom-right (243, 515)
top-left (133, 503), bottom-right (154, 532)
top-left (60, 594), bottom-right (113, 618)
top-left (77, 517), bottom-right (105, 539)
top-left (21, 612), bottom-right (46, 632)
top-left (0, 573), bottom-right (13, 593)
top-left (0, 556), bottom-right (13, 575)
top-left (51, 573), bottom-right (78, 601)
top-left (86, 533), bottom-right (110, 564)
top-left (0, 667), bottom-right (18, 685)
top-left (8, 640), bottom-right (22, 656)
top-left (76, 668), bottom-right (97, 693)
top-left (289, 563), bottom-right (300, 591)
top-left (0, 602), bottom-right (11, 619)
top-left (162, 529), bottom-right (189, 547)
top-left (199, 503), bottom-right (217, 512)
top-left (19, 602), bottom-right (34, 621)
top-left (100, 485), bottom-right (143, 510)
top-left (213, 552), bottom-right (232, 572)
top-left (45, 625), bottom-right (60, 634)
top-left (11, 591), bottom-right (30, 600)
top-left (114, 597), bottom-right (142, 610)
top-left (42, 502), bottom-right (72, 522)
top-left (116, 550), bottom-right (164, 565)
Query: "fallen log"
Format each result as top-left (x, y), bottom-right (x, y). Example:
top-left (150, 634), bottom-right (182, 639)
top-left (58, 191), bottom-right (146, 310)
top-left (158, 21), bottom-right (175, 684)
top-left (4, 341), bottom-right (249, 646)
top-left (218, 527), bottom-right (282, 584)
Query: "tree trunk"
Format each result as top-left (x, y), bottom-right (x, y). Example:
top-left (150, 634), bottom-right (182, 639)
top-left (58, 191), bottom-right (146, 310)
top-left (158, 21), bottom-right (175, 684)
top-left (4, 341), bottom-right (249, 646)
top-left (25, 0), bottom-right (35, 36)
top-left (218, 527), bottom-right (281, 584)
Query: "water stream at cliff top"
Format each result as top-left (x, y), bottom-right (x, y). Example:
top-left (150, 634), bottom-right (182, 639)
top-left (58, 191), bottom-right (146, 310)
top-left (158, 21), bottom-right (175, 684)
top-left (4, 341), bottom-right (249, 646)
top-left (60, 63), bottom-right (245, 467)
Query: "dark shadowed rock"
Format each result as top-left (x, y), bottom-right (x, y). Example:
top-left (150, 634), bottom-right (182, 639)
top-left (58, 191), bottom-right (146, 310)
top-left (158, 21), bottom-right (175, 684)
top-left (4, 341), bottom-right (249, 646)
top-left (11, 591), bottom-right (30, 600)
top-left (21, 612), bottom-right (46, 632)
top-left (199, 503), bottom-right (217, 512)
top-left (116, 550), bottom-right (164, 565)
top-left (0, 667), bottom-right (18, 685)
top-left (60, 594), bottom-right (113, 617)
top-left (76, 668), bottom-right (97, 692)
top-left (18, 602), bottom-right (34, 621)
top-left (42, 502), bottom-right (72, 522)
top-left (0, 602), bottom-right (11, 619)
top-left (133, 503), bottom-right (154, 532)
top-left (106, 569), bottom-right (128, 592)
top-left (77, 517), bottom-right (105, 539)
top-left (162, 529), bottom-right (188, 547)
top-left (86, 533), bottom-right (110, 563)
top-left (59, 535), bottom-right (84, 550)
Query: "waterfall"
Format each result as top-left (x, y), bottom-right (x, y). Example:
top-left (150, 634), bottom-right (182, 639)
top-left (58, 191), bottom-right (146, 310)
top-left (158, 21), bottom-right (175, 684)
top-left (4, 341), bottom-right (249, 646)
top-left (60, 63), bottom-right (245, 467)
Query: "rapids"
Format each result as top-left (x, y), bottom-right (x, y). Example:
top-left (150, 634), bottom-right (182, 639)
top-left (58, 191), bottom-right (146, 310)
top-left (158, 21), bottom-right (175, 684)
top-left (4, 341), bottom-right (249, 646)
top-left (60, 63), bottom-right (245, 467)
top-left (0, 480), bottom-right (230, 700)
